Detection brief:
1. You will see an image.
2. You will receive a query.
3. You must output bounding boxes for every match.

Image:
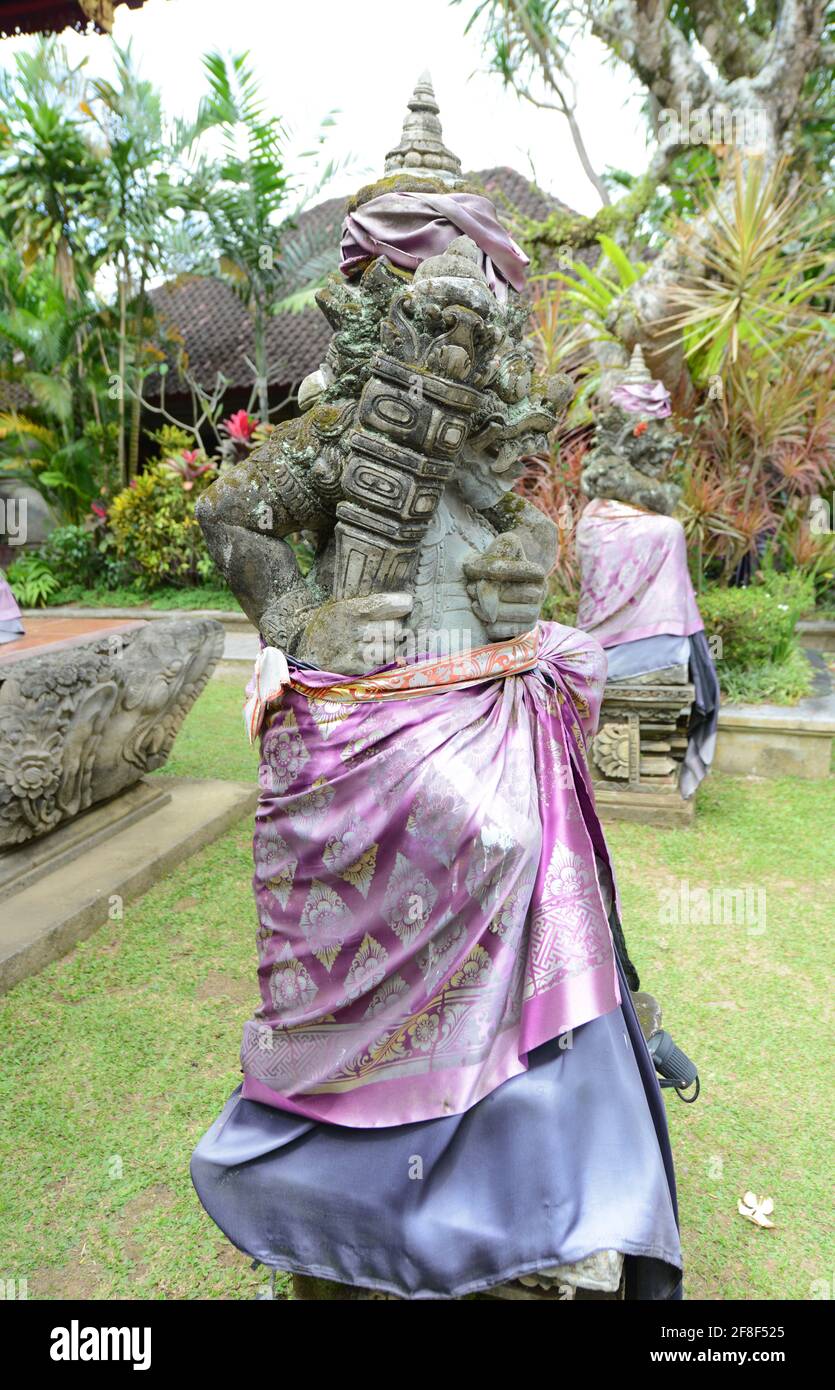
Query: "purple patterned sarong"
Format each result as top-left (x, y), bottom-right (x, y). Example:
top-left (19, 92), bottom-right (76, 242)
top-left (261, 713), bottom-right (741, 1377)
top-left (577, 499), bottom-right (703, 648)
top-left (240, 622), bottom-right (623, 1127)
top-left (0, 571), bottom-right (23, 645)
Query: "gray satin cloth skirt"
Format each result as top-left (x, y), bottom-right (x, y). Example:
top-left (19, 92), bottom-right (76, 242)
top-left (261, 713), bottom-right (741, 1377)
top-left (191, 960), bottom-right (683, 1300)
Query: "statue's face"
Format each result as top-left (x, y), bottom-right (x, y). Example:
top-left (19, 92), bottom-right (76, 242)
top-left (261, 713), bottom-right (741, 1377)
top-left (596, 407), bottom-right (679, 479)
top-left (627, 420), bottom-right (679, 478)
top-left (456, 447), bottom-right (508, 508)
top-left (464, 339), bottom-right (554, 485)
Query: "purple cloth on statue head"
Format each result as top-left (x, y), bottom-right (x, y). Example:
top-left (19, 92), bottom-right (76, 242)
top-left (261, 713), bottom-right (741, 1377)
top-left (609, 380), bottom-right (672, 419)
top-left (340, 190), bottom-right (529, 301)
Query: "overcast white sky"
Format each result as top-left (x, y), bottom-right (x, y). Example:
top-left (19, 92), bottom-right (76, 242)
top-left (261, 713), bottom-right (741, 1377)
top-left (1, 0), bottom-right (652, 214)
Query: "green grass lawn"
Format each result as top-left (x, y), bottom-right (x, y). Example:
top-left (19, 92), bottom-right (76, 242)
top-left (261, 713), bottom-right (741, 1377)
top-left (0, 673), bottom-right (832, 1300)
top-left (45, 583), bottom-right (241, 611)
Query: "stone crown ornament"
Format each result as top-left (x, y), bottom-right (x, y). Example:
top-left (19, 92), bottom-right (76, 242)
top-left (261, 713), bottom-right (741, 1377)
top-left (384, 72), bottom-right (463, 184)
top-left (609, 344), bottom-right (672, 422)
top-left (622, 343), bottom-right (652, 384)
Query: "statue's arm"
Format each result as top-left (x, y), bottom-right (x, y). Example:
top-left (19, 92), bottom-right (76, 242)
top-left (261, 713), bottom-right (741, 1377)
top-left (463, 493), bottom-right (557, 640)
top-left (482, 492), bottom-right (558, 574)
top-left (195, 445), bottom-right (329, 648)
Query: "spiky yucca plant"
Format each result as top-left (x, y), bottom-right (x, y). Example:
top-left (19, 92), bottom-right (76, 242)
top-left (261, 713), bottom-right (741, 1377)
top-left (666, 157), bottom-right (834, 382)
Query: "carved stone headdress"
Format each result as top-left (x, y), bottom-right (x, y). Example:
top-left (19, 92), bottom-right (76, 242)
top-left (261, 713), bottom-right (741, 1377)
top-left (609, 344), bottom-right (672, 420)
top-left (621, 343), bottom-right (652, 385)
top-left (383, 72), bottom-right (463, 184)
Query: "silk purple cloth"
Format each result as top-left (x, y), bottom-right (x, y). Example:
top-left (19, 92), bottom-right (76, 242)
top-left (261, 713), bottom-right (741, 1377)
top-left (0, 571), bottom-right (23, 643)
top-left (576, 499), bottom-right (703, 648)
top-left (240, 621), bottom-right (625, 1128)
top-left (340, 191), bottom-right (529, 301)
top-left (191, 960), bottom-right (683, 1298)
top-left (609, 380), bottom-right (672, 419)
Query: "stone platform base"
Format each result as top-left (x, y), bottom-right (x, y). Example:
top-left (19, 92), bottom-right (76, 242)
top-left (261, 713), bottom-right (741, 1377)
top-left (290, 1271), bottom-right (622, 1302)
top-left (594, 785), bottom-right (694, 828)
top-left (797, 619), bottom-right (835, 654)
top-left (0, 775), bottom-right (257, 994)
top-left (715, 701), bottom-right (835, 780)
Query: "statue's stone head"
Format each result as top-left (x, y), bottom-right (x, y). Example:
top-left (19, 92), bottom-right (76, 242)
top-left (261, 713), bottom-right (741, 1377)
top-left (286, 75), bottom-right (573, 522)
top-left (582, 345), bottom-right (682, 514)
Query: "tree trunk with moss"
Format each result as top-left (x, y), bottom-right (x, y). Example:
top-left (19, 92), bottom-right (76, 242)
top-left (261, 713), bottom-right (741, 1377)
top-left (489, 1), bottom-right (830, 397)
top-left (584, 0), bottom-right (828, 393)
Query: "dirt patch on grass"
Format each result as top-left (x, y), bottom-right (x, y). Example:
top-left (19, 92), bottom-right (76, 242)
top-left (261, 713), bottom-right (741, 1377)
top-left (214, 1241), bottom-right (250, 1270)
top-left (31, 1255), bottom-right (108, 1299)
top-left (195, 971), bottom-right (254, 1005)
top-left (108, 1184), bottom-right (179, 1278)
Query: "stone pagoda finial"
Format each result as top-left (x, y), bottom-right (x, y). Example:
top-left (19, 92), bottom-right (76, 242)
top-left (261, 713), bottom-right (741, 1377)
top-left (384, 72), bottom-right (463, 183)
top-left (622, 343), bottom-right (652, 385)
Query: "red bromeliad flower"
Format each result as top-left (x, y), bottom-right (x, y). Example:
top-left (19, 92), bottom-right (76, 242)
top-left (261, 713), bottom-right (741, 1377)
top-left (161, 449), bottom-right (217, 489)
top-left (223, 409), bottom-right (259, 442)
top-left (91, 501), bottom-right (107, 519)
top-left (633, 420), bottom-right (649, 437)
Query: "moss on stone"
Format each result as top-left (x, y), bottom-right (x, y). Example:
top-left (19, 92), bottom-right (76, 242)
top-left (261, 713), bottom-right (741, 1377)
top-left (346, 173), bottom-right (483, 212)
top-left (493, 491), bottom-right (528, 527)
top-left (518, 175), bottom-right (658, 271)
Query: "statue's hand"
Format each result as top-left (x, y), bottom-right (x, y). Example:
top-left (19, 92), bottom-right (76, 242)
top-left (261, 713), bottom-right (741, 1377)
top-left (463, 533), bottom-right (546, 641)
top-left (295, 592), bottom-right (414, 675)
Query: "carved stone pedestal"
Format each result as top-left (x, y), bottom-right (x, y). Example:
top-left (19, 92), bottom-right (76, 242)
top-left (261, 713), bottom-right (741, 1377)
top-left (589, 670), bottom-right (695, 827)
top-left (291, 1272), bottom-right (622, 1302)
top-left (0, 617), bottom-right (223, 848)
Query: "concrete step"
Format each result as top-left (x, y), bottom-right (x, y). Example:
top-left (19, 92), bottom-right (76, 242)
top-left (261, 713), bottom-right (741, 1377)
top-left (0, 776), bottom-right (257, 995)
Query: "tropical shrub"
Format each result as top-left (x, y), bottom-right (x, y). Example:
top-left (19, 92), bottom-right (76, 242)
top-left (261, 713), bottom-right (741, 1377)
top-left (108, 462), bottom-right (217, 587)
top-left (5, 550), bottom-right (59, 606)
top-left (668, 567), bottom-right (816, 705)
top-left (516, 427), bottom-right (590, 625)
top-left (667, 158), bottom-right (833, 383)
top-left (678, 344), bottom-right (835, 587)
top-left (698, 570), bottom-right (814, 679)
top-left (40, 523), bottom-right (103, 588)
top-left (713, 642), bottom-right (814, 707)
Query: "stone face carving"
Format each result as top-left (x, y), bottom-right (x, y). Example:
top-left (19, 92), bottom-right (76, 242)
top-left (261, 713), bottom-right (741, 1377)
top-left (581, 345), bottom-right (683, 516)
top-left (0, 618), bottom-right (223, 847)
top-left (196, 83), bottom-right (572, 675)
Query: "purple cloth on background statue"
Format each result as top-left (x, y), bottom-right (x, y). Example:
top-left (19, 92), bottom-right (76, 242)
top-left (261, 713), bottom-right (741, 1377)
top-left (0, 571), bottom-right (24, 645)
top-left (240, 622), bottom-right (624, 1128)
top-left (576, 499), bottom-right (703, 648)
top-left (609, 380), bottom-right (672, 419)
top-left (340, 191), bottom-right (529, 301)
